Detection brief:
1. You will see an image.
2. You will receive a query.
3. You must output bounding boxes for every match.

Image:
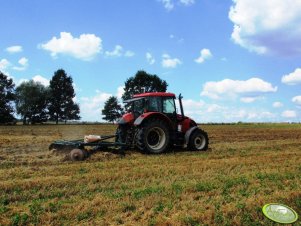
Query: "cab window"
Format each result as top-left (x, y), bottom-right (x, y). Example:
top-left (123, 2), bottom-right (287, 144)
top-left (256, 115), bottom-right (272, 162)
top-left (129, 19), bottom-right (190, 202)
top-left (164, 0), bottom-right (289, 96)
top-left (147, 97), bottom-right (162, 112)
top-left (163, 97), bottom-right (176, 114)
top-left (133, 98), bottom-right (144, 114)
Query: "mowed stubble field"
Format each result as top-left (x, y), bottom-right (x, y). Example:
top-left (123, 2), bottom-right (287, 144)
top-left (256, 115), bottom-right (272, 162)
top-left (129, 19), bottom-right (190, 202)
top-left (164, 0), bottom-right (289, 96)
top-left (0, 124), bottom-right (301, 225)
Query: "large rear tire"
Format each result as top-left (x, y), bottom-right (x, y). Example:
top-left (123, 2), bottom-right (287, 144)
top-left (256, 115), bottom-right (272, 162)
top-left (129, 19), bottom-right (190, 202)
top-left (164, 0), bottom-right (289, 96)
top-left (136, 119), bottom-right (170, 154)
top-left (188, 129), bottom-right (209, 151)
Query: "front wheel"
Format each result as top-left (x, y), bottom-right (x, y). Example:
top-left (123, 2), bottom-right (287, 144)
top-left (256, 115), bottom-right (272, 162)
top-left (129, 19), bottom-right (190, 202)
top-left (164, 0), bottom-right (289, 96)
top-left (188, 129), bottom-right (209, 151)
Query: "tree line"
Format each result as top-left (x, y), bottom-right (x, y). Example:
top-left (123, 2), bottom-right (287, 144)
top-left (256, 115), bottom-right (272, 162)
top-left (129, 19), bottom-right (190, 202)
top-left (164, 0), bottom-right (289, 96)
top-left (0, 69), bottom-right (80, 124)
top-left (0, 69), bottom-right (168, 124)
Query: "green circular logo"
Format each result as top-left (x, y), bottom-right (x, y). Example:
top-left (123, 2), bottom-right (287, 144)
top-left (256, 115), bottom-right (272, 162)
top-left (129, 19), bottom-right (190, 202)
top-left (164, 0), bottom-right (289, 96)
top-left (262, 203), bottom-right (298, 224)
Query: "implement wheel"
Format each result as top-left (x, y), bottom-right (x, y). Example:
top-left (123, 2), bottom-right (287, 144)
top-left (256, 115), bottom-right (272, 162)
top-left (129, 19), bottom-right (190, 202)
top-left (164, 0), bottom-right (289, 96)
top-left (70, 149), bottom-right (87, 161)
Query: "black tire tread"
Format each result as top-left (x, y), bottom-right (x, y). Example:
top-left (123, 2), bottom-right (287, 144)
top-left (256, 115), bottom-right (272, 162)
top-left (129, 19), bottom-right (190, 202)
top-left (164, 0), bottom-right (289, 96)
top-left (136, 118), bottom-right (170, 154)
top-left (188, 129), bottom-right (209, 151)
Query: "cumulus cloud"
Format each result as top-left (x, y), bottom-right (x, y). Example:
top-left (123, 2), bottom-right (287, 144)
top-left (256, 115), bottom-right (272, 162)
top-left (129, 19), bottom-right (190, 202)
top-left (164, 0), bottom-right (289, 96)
top-left (13, 57), bottom-right (29, 71)
top-left (281, 110), bottom-right (297, 118)
top-left (281, 68), bottom-right (301, 85)
top-left (223, 109), bottom-right (276, 122)
top-left (146, 52), bottom-right (155, 65)
top-left (292, 96), bottom-right (301, 105)
top-left (162, 54), bottom-right (182, 68)
top-left (79, 86), bottom-right (125, 121)
top-left (201, 78), bottom-right (277, 100)
top-left (195, 48), bottom-right (212, 64)
top-left (40, 32), bottom-right (102, 60)
top-left (80, 91), bottom-right (111, 121)
top-left (6, 45), bottom-right (23, 53)
top-left (175, 98), bottom-right (276, 123)
top-left (229, 0), bottom-right (301, 55)
top-left (33, 75), bottom-right (49, 86)
top-left (273, 102), bottom-right (283, 108)
top-left (105, 45), bottom-right (134, 58)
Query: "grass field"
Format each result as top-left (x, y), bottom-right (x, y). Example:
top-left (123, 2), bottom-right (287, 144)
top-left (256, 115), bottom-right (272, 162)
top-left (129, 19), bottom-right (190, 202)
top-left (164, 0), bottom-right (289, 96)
top-left (0, 124), bottom-right (301, 225)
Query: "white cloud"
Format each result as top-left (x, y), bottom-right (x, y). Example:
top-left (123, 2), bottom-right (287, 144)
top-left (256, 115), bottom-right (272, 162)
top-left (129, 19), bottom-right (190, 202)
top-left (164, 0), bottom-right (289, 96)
top-left (179, 0), bottom-right (195, 6)
top-left (224, 109), bottom-right (276, 121)
top-left (19, 57), bottom-right (28, 66)
top-left (105, 45), bottom-right (134, 58)
top-left (40, 32), bottom-right (102, 60)
top-left (33, 75), bottom-right (49, 86)
top-left (206, 104), bottom-right (223, 113)
top-left (176, 98), bottom-right (276, 123)
top-left (80, 86), bottom-right (125, 121)
top-left (160, 0), bottom-right (174, 11)
top-left (195, 48), bottom-right (212, 64)
top-left (159, 0), bottom-right (195, 11)
top-left (6, 45), bottom-right (23, 53)
top-left (292, 96), bottom-right (301, 105)
top-left (0, 59), bottom-right (10, 72)
top-left (146, 52), bottom-right (155, 65)
top-left (80, 91), bottom-right (112, 121)
top-left (273, 102), bottom-right (283, 108)
top-left (240, 97), bottom-right (259, 103)
top-left (281, 68), bottom-right (301, 85)
top-left (229, 0), bottom-right (301, 55)
top-left (125, 50), bottom-right (135, 57)
top-left (181, 99), bottom-right (205, 113)
top-left (117, 86), bottom-right (125, 99)
top-left (281, 110), bottom-right (297, 118)
top-left (162, 54), bottom-right (182, 68)
top-left (17, 78), bottom-right (29, 85)
top-left (13, 57), bottom-right (29, 71)
top-left (201, 78), bottom-right (277, 100)
top-left (105, 45), bottom-right (123, 57)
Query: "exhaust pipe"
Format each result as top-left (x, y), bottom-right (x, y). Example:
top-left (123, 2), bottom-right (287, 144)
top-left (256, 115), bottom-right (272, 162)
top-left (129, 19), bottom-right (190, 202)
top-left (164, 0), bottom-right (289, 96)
top-left (178, 93), bottom-right (185, 119)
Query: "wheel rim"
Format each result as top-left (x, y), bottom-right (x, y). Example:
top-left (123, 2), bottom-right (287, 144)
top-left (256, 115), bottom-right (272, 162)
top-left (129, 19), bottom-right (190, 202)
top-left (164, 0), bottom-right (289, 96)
top-left (194, 134), bottom-right (206, 150)
top-left (146, 127), bottom-right (166, 151)
top-left (70, 149), bottom-right (84, 161)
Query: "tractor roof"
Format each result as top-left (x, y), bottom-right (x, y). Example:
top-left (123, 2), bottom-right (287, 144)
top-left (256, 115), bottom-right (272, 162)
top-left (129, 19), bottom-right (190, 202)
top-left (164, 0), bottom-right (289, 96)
top-left (133, 92), bottom-right (175, 98)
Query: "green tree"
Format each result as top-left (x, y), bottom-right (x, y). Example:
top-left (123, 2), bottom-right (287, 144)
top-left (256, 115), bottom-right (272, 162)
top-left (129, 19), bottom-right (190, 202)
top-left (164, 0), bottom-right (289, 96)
top-left (15, 80), bottom-right (49, 124)
top-left (121, 70), bottom-right (168, 101)
top-left (48, 69), bottom-right (80, 124)
top-left (0, 71), bottom-right (15, 124)
top-left (102, 96), bottom-right (124, 123)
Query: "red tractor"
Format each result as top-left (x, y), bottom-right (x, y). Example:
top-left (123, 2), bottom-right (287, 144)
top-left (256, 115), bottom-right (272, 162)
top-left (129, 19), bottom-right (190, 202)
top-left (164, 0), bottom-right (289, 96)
top-left (116, 92), bottom-right (209, 154)
top-left (49, 92), bottom-right (209, 160)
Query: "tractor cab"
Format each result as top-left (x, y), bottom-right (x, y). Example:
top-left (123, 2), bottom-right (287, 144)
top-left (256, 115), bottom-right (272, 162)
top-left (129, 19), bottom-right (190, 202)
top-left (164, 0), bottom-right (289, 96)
top-left (124, 92), bottom-right (178, 120)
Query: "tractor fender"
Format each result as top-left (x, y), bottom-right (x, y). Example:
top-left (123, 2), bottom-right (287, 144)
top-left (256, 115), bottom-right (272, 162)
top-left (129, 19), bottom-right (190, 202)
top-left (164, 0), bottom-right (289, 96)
top-left (185, 126), bottom-right (199, 145)
top-left (134, 112), bottom-right (173, 127)
top-left (117, 113), bottom-right (134, 125)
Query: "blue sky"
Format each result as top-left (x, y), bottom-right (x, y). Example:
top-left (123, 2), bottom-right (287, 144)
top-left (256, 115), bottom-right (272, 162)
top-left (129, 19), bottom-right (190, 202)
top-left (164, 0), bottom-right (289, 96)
top-left (1, 0), bottom-right (301, 122)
